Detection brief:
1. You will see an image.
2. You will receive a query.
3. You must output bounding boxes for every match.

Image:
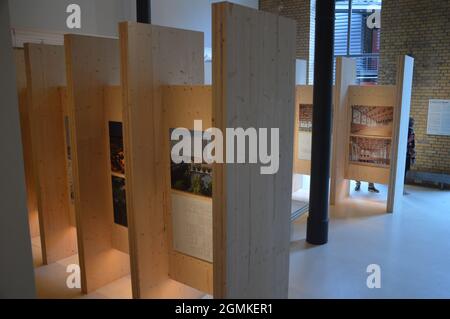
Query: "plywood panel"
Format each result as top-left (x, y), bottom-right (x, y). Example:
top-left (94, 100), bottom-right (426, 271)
top-left (24, 44), bottom-right (77, 264)
top-left (387, 56), bottom-right (414, 213)
top-left (105, 87), bottom-right (128, 254)
top-left (293, 86), bottom-right (313, 175)
top-left (213, 3), bottom-right (296, 298)
top-left (65, 35), bottom-right (130, 293)
top-left (163, 85), bottom-right (212, 128)
top-left (14, 48), bottom-right (39, 238)
top-left (120, 22), bottom-right (204, 299)
top-left (104, 86), bottom-right (128, 254)
top-left (162, 85), bottom-right (213, 294)
top-left (104, 86), bottom-right (123, 122)
top-left (346, 164), bottom-right (390, 185)
top-left (345, 85), bottom-right (397, 186)
top-left (59, 87), bottom-right (76, 227)
top-left (169, 251), bottom-right (213, 294)
top-left (297, 85), bottom-right (314, 105)
top-left (330, 57), bottom-right (356, 205)
top-left (348, 85), bottom-right (397, 107)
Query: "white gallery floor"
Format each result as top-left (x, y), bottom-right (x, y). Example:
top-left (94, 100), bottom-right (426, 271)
top-left (32, 183), bottom-right (450, 299)
top-left (289, 183), bottom-right (450, 298)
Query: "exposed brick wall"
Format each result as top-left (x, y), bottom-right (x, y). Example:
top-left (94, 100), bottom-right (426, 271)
top-left (379, 0), bottom-right (450, 174)
top-left (260, 0), bottom-right (450, 173)
top-left (259, 0), bottom-right (313, 82)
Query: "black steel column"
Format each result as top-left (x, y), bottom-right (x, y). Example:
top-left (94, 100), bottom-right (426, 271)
top-left (307, 0), bottom-right (336, 245)
top-left (137, 0), bottom-right (151, 24)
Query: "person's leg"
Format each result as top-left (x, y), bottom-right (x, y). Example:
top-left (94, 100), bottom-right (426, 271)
top-left (355, 181), bottom-right (361, 191)
top-left (404, 155), bottom-right (411, 195)
top-left (405, 155), bottom-right (411, 179)
top-left (368, 182), bottom-right (380, 193)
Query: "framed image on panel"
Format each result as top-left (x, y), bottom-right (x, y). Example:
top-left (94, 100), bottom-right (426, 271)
top-left (170, 129), bottom-right (213, 198)
top-left (109, 121), bottom-right (127, 227)
top-left (351, 105), bottom-right (394, 137)
top-left (349, 105), bottom-right (394, 168)
top-left (169, 128), bottom-right (213, 262)
top-left (349, 136), bottom-right (391, 167)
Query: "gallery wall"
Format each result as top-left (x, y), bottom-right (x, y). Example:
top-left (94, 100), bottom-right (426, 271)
top-left (0, 0), bottom-right (36, 299)
top-left (262, 0), bottom-right (450, 175)
top-left (9, 0), bottom-right (259, 43)
top-left (8, 0), bottom-right (136, 38)
top-left (259, 0), bottom-right (315, 83)
top-left (151, 0), bottom-right (258, 49)
top-left (379, 0), bottom-right (450, 175)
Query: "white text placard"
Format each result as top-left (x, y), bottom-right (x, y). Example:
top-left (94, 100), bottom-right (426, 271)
top-left (427, 100), bottom-right (450, 136)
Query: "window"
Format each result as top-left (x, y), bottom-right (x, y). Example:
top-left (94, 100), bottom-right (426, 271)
top-left (335, 0), bottom-right (382, 84)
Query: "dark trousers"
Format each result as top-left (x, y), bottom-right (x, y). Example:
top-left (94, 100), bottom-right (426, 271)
top-left (405, 155), bottom-right (411, 179)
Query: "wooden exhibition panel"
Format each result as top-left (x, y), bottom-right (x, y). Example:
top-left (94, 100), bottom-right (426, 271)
top-left (104, 86), bottom-right (129, 255)
top-left (213, 2), bottom-right (296, 298)
top-left (14, 48), bottom-right (39, 239)
top-left (387, 55), bottom-right (414, 213)
top-left (294, 85), bottom-right (313, 175)
top-left (24, 43), bottom-right (77, 264)
top-left (119, 22), bottom-right (204, 299)
top-left (319, 55), bottom-right (415, 213)
top-left (65, 35), bottom-right (130, 293)
top-left (162, 85), bottom-right (213, 295)
top-left (59, 87), bottom-right (76, 227)
top-left (330, 57), bottom-right (356, 205)
top-left (344, 84), bottom-right (397, 185)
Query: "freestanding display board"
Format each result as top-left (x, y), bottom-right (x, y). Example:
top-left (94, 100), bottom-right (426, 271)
top-left (294, 58), bottom-right (357, 188)
top-left (387, 55), bottom-right (414, 213)
top-left (212, 2), bottom-right (296, 298)
top-left (329, 55), bottom-right (414, 213)
top-left (120, 22), bottom-right (205, 299)
top-left (330, 57), bottom-right (357, 205)
top-left (24, 43), bottom-right (77, 264)
top-left (65, 35), bottom-right (130, 293)
top-left (294, 85), bottom-right (314, 176)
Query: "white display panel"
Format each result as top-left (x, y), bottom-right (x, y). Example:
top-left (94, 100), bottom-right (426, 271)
top-left (427, 100), bottom-right (450, 136)
top-left (171, 192), bottom-right (213, 263)
top-left (298, 131), bottom-right (312, 160)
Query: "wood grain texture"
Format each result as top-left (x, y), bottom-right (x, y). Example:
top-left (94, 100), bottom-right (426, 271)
top-left (162, 85), bottom-right (213, 294)
top-left (59, 87), bottom-right (76, 227)
top-left (346, 163), bottom-right (390, 185)
top-left (387, 56), bottom-right (414, 213)
top-left (213, 3), bottom-right (296, 298)
top-left (14, 48), bottom-right (40, 239)
top-left (330, 57), bottom-right (356, 205)
top-left (24, 44), bottom-right (77, 264)
top-left (120, 22), bottom-right (204, 299)
top-left (347, 85), bottom-right (397, 107)
top-left (65, 35), bottom-right (129, 293)
top-left (169, 251), bottom-right (213, 294)
top-left (104, 86), bottom-right (129, 254)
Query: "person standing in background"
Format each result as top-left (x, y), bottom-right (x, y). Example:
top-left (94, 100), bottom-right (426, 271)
top-left (406, 117), bottom-right (416, 176)
top-left (404, 118), bottom-right (416, 195)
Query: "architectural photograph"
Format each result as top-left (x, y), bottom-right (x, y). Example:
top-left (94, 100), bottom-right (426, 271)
top-left (111, 176), bottom-right (127, 228)
top-left (0, 0), bottom-right (450, 312)
top-left (351, 105), bottom-right (394, 137)
top-left (349, 136), bottom-right (391, 167)
top-left (299, 104), bottom-right (313, 131)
